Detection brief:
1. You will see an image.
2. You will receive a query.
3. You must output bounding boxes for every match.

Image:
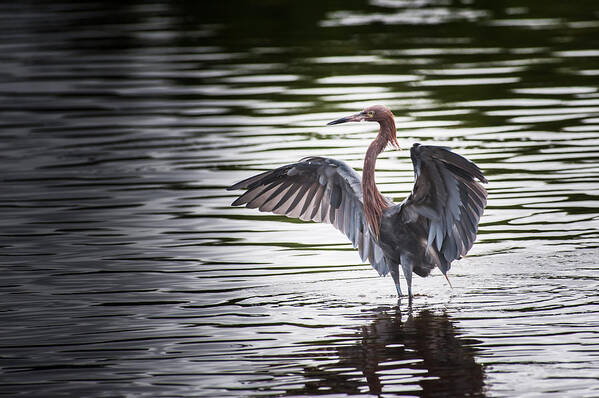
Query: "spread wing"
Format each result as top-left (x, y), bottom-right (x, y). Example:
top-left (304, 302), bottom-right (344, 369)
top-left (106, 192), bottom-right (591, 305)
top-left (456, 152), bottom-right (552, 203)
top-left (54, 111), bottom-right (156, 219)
top-left (405, 144), bottom-right (487, 272)
top-left (227, 157), bottom-right (391, 276)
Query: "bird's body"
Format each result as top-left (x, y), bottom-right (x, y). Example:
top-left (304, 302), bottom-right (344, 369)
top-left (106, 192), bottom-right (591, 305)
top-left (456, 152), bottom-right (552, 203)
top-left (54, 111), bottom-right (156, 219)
top-left (228, 105), bottom-right (487, 303)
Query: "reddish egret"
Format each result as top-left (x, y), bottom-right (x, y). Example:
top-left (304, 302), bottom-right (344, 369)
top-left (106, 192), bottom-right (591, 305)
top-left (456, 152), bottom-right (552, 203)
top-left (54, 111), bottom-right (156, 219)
top-left (228, 105), bottom-right (487, 303)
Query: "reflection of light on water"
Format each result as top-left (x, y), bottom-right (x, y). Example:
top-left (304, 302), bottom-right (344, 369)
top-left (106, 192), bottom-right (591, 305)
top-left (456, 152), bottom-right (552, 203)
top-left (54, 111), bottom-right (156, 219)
top-left (321, 8), bottom-right (489, 27)
top-left (416, 66), bottom-right (526, 75)
top-left (554, 50), bottom-right (599, 57)
top-left (414, 77), bottom-right (520, 86)
top-left (320, 91), bottom-right (429, 102)
top-left (287, 86), bottom-right (388, 95)
top-left (486, 18), bottom-right (563, 28)
top-left (221, 74), bottom-right (301, 83)
top-left (513, 87), bottom-right (597, 95)
top-left (3, 0), bottom-right (599, 397)
top-left (380, 47), bottom-right (503, 55)
top-left (307, 55), bottom-right (384, 64)
top-left (317, 74), bottom-right (421, 84)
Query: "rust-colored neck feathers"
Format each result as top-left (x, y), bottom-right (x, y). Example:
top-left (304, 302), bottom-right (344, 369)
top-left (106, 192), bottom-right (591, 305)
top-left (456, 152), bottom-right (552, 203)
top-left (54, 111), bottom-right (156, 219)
top-left (362, 111), bottom-right (398, 238)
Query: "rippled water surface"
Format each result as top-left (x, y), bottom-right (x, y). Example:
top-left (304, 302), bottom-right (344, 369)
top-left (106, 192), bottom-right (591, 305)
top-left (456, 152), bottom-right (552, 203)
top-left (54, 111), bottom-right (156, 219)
top-left (1, 1), bottom-right (599, 396)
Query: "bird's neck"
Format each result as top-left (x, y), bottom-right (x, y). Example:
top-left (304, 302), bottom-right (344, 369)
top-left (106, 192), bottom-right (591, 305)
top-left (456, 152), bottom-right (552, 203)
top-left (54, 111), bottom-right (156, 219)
top-left (362, 132), bottom-right (390, 238)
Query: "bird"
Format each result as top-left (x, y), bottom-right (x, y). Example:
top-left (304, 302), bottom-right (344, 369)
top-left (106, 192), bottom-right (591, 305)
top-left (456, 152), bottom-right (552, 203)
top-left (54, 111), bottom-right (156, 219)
top-left (227, 105), bottom-right (487, 304)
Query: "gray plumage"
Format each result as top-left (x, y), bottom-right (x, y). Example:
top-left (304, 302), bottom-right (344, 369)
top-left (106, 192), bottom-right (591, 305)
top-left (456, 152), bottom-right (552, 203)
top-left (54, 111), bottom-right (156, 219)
top-left (228, 105), bottom-right (487, 303)
top-left (228, 156), bottom-right (392, 276)
top-left (378, 143), bottom-right (487, 298)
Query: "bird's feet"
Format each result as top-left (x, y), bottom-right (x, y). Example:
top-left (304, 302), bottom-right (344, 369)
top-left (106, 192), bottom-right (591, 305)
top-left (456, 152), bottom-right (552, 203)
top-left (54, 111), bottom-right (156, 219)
top-left (397, 295), bottom-right (413, 312)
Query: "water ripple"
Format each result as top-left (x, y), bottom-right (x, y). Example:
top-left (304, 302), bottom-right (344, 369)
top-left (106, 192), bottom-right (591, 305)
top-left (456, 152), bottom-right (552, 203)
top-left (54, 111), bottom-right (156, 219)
top-left (1, 1), bottom-right (599, 397)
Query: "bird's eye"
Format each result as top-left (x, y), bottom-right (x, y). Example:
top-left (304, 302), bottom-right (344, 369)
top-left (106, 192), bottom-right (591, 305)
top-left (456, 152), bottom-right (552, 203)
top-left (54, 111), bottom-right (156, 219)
top-left (368, 111), bottom-right (375, 117)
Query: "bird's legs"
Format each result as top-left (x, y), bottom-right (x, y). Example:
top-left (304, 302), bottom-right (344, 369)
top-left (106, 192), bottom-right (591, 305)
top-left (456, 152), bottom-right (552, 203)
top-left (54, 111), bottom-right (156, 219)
top-left (400, 256), bottom-right (413, 305)
top-left (390, 264), bottom-right (402, 297)
top-left (391, 260), bottom-right (414, 306)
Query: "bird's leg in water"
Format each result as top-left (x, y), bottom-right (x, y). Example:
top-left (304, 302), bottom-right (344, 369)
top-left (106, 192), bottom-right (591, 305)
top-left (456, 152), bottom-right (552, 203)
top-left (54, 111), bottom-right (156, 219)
top-left (390, 264), bottom-right (402, 297)
top-left (400, 258), bottom-right (413, 304)
top-left (395, 283), bottom-right (402, 296)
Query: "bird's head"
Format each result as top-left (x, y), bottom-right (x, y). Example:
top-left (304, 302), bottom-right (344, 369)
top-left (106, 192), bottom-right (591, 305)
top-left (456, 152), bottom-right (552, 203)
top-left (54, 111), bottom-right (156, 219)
top-left (327, 104), bottom-right (400, 149)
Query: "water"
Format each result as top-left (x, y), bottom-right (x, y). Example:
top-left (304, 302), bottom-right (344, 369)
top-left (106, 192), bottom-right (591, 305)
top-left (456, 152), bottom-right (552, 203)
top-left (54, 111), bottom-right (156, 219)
top-left (1, 1), bottom-right (598, 396)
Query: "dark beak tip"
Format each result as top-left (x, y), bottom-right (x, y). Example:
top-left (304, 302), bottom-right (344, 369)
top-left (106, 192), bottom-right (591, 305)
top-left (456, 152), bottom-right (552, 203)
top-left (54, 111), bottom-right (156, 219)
top-left (327, 116), bottom-right (349, 126)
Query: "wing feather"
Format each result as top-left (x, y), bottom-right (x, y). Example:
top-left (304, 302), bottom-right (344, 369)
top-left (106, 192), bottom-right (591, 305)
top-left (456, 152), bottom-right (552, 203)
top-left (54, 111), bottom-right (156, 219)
top-left (286, 184), bottom-right (311, 216)
top-left (299, 183), bottom-right (320, 220)
top-left (228, 157), bottom-right (391, 275)
top-left (259, 183), bottom-right (289, 212)
top-left (405, 144), bottom-right (487, 270)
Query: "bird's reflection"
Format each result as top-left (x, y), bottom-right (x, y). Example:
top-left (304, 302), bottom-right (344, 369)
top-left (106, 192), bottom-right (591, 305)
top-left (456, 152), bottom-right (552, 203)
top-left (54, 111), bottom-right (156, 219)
top-left (284, 307), bottom-right (485, 396)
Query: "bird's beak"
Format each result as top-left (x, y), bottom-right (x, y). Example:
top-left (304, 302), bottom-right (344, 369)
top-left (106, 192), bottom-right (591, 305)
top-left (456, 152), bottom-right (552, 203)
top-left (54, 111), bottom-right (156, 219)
top-left (327, 112), bottom-right (366, 125)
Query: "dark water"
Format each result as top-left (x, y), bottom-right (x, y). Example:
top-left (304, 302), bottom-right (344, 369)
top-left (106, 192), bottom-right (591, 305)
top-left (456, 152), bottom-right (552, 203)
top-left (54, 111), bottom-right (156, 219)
top-left (1, 1), bottom-right (599, 396)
